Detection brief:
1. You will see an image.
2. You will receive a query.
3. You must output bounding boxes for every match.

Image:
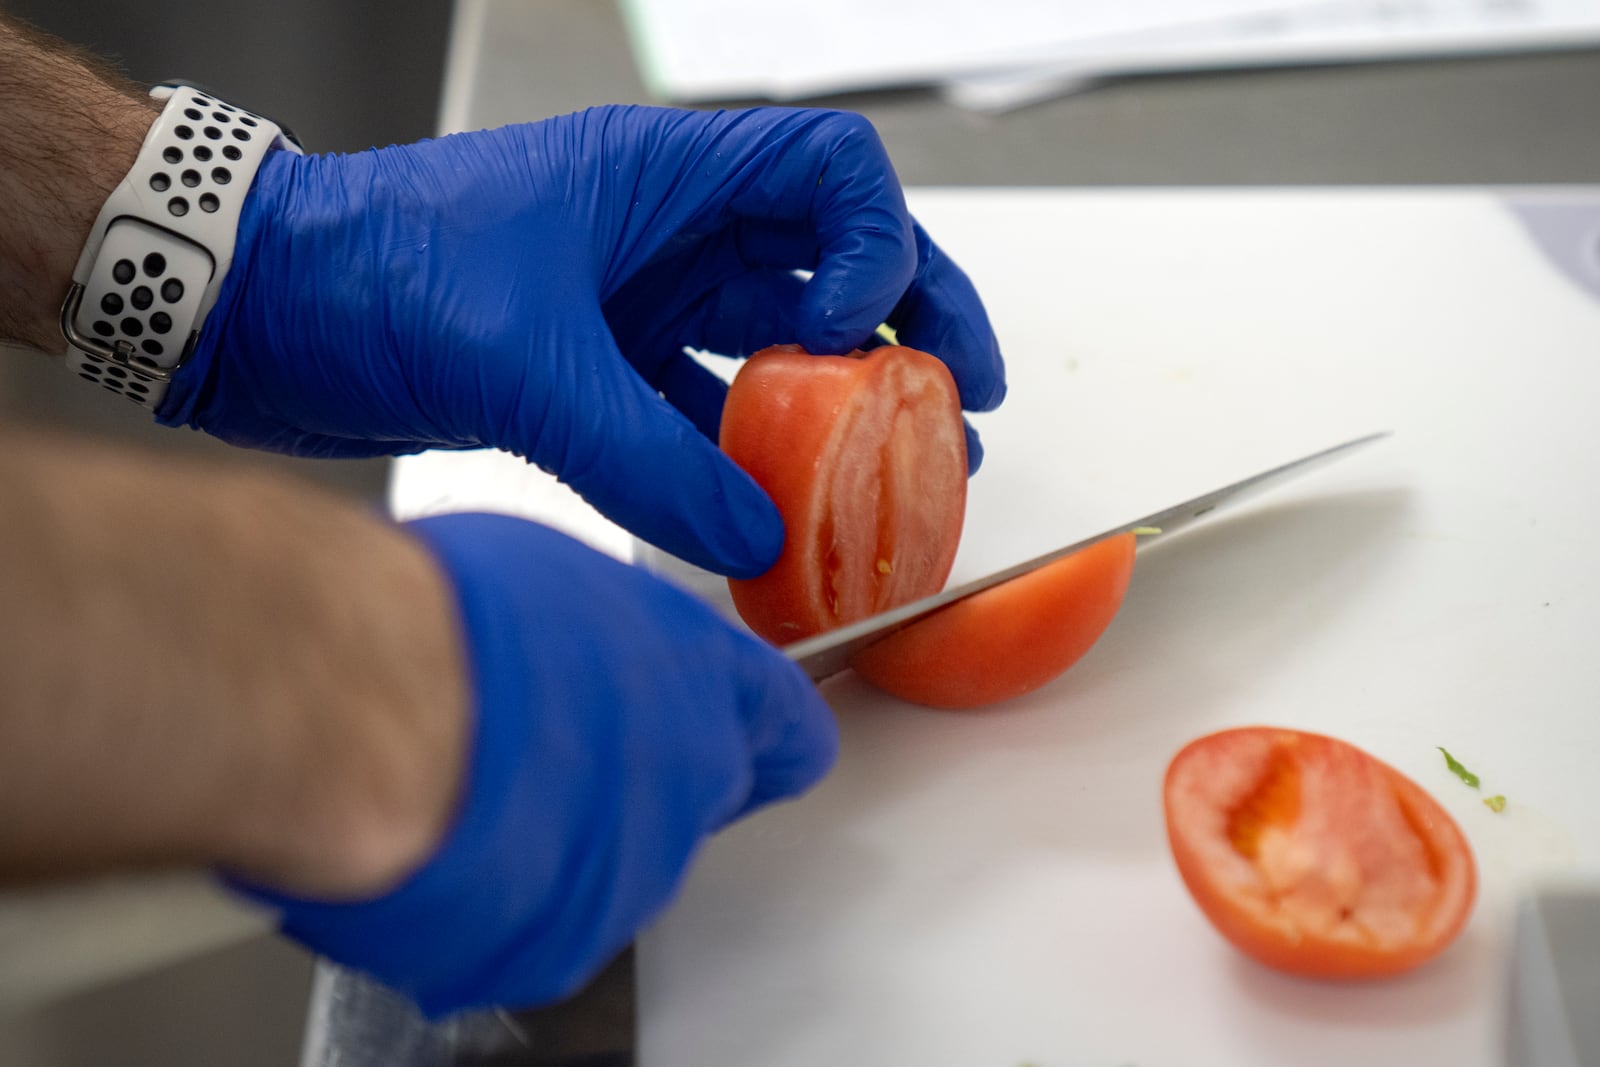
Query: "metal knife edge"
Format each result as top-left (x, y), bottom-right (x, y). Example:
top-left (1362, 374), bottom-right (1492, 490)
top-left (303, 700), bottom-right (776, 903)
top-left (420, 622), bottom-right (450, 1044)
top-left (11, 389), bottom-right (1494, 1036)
top-left (784, 430), bottom-right (1392, 682)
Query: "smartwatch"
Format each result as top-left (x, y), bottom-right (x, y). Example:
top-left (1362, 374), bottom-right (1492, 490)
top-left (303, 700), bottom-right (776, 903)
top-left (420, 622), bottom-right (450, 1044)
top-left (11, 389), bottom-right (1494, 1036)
top-left (59, 83), bottom-right (302, 411)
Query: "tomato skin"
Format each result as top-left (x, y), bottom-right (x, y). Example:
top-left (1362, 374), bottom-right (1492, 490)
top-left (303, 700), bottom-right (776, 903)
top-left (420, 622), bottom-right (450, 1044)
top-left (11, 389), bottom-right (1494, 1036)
top-left (850, 532), bottom-right (1136, 709)
top-left (721, 344), bottom-right (967, 646)
top-left (1164, 727), bottom-right (1477, 980)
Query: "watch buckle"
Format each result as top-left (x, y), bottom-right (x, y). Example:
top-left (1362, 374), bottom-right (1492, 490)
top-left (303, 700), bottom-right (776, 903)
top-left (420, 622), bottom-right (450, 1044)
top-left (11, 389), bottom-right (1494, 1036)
top-left (59, 283), bottom-right (181, 384)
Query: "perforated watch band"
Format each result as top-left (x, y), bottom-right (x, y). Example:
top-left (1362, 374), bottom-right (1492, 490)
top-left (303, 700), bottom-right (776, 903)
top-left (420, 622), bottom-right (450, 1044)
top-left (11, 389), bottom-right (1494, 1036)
top-left (59, 84), bottom-right (302, 410)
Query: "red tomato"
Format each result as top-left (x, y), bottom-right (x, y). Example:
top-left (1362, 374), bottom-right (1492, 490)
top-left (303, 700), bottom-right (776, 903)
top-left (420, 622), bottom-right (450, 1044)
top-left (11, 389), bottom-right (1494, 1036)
top-left (849, 533), bottom-right (1136, 709)
top-left (1164, 727), bottom-right (1476, 980)
top-left (721, 344), bottom-right (967, 646)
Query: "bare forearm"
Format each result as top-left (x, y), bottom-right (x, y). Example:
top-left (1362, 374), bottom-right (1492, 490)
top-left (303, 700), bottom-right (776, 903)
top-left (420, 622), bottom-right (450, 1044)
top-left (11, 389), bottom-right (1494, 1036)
top-left (0, 430), bottom-right (469, 898)
top-left (0, 16), bottom-right (157, 350)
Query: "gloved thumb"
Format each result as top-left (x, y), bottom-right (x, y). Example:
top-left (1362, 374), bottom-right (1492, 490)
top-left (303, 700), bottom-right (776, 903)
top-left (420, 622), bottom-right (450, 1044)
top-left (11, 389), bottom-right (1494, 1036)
top-left (511, 310), bottom-right (785, 578)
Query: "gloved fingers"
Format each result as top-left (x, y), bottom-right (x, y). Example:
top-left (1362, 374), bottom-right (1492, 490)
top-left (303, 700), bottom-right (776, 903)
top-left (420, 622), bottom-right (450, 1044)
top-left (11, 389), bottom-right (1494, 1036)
top-left (606, 266), bottom-right (807, 436)
top-left (412, 510), bottom-right (833, 819)
top-left (600, 224), bottom-right (785, 383)
top-left (609, 262), bottom-right (808, 371)
top-left (883, 221), bottom-right (1008, 414)
top-left (654, 352), bottom-right (729, 441)
top-left (732, 217), bottom-right (822, 273)
top-left (729, 111), bottom-right (919, 357)
top-left (422, 512), bottom-right (833, 917)
top-left (719, 228), bottom-right (1000, 473)
top-left (612, 257), bottom-right (992, 469)
top-left (670, 267), bottom-right (809, 361)
top-left (962, 418), bottom-right (985, 476)
top-left (723, 639), bottom-right (839, 820)
top-left (606, 219), bottom-right (815, 353)
top-left (675, 110), bottom-right (913, 355)
top-left (713, 110), bottom-right (1006, 413)
top-left (510, 312), bottom-right (784, 578)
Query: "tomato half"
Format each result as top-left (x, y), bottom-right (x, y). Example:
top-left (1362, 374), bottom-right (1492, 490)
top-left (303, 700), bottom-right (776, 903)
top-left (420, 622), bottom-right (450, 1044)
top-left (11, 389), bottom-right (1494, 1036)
top-left (1164, 727), bottom-right (1476, 980)
top-left (721, 344), bottom-right (968, 645)
top-left (849, 532), bottom-right (1136, 709)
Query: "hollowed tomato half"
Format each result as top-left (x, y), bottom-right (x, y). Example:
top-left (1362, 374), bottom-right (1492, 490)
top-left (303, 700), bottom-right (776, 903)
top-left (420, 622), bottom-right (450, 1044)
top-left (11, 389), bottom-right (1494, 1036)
top-left (1164, 727), bottom-right (1477, 980)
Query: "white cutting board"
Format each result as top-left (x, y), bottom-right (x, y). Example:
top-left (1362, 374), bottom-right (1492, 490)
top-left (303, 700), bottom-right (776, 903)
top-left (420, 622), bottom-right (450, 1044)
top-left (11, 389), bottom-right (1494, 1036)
top-left (388, 189), bottom-right (1600, 1067)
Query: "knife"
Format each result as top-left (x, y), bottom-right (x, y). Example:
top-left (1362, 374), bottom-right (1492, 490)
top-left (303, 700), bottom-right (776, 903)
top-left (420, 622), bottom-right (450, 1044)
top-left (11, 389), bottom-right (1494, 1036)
top-left (784, 431), bottom-right (1389, 682)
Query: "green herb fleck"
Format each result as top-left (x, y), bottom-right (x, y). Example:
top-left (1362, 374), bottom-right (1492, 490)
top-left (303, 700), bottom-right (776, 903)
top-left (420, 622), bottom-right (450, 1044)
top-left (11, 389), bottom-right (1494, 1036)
top-left (1438, 747), bottom-right (1480, 789)
top-left (1484, 795), bottom-right (1507, 813)
top-left (874, 323), bottom-right (900, 345)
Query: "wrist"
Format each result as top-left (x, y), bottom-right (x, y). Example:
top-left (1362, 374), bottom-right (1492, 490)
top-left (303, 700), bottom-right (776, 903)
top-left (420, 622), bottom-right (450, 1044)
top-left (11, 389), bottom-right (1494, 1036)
top-left (215, 508), bottom-right (473, 900)
top-left (0, 19), bottom-right (157, 350)
top-left (0, 433), bottom-right (469, 892)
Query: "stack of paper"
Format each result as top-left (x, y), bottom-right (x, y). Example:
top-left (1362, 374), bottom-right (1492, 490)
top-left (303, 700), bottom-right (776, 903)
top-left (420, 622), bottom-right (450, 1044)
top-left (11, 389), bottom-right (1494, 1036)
top-left (619, 0), bottom-right (1600, 111)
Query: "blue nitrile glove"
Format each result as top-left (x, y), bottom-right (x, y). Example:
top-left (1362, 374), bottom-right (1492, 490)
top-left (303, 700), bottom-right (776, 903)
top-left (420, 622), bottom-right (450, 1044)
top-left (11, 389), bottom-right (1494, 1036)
top-left (236, 512), bottom-right (838, 1017)
top-left (159, 106), bottom-right (1007, 578)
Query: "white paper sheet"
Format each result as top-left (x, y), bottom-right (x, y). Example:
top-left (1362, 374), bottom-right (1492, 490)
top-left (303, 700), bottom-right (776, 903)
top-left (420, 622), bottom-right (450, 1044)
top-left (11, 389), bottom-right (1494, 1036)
top-left (941, 0), bottom-right (1600, 113)
top-left (619, 0), bottom-right (1326, 101)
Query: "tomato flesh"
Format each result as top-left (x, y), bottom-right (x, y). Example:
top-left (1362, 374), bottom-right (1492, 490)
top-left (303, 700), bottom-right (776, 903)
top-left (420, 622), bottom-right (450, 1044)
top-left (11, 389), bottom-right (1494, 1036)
top-left (721, 344), bottom-right (967, 645)
top-left (1164, 727), bottom-right (1476, 980)
top-left (850, 532), bottom-right (1136, 709)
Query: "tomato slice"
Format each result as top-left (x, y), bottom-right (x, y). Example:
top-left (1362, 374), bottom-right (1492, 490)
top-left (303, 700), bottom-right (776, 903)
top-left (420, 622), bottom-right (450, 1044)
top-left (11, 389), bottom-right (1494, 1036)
top-left (1164, 727), bottom-right (1476, 980)
top-left (721, 344), bottom-right (967, 646)
top-left (849, 532), bottom-right (1136, 709)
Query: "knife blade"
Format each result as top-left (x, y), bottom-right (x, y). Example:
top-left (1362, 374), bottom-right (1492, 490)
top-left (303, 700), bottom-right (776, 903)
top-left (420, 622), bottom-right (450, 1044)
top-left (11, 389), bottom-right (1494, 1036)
top-left (784, 431), bottom-right (1389, 683)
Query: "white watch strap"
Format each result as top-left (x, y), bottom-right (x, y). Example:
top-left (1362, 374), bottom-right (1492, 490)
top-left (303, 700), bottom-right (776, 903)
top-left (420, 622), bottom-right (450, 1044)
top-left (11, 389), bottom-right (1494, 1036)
top-left (60, 84), bottom-right (302, 411)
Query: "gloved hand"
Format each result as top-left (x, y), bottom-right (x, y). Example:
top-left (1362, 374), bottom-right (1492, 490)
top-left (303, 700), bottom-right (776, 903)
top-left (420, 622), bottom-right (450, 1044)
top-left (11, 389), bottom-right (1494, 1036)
top-left (236, 511), bottom-right (838, 1017)
top-left (159, 106), bottom-right (1007, 578)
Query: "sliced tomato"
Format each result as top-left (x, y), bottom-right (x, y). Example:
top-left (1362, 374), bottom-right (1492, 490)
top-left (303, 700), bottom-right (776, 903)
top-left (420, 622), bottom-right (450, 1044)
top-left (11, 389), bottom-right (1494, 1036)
top-left (1164, 727), bottom-right (1477, 980)
top-left (849, 532), bottom-right (1136, 709)
top-left (721, 344), bottom-right (967, 646)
